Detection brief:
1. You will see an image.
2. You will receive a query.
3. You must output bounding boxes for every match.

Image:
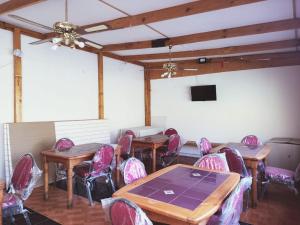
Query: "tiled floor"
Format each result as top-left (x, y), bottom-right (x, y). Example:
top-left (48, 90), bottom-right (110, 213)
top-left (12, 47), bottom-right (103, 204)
top-left (19, 182), bottom-right (300, 225)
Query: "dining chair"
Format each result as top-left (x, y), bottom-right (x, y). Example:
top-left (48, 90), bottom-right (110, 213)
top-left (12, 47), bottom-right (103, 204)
top-left (125, 129), bottom-right (136, 138)
top-left (262, 161), bottom-right (300, 197)
top-left (109, 198), bottom-right (153, 225)
top-left (73, 144), bottom-right (115, 206)
top-left (2, 154), bottom-right (42, 225)
top-left (164, 128), bottom-right (178, 137)
top-left (53, 138), bottom-right (75, 184)
top-left (219, 147), bottom-right (252, 210)
top-left (120, 157), bottom-right (147, 185)
top-left (118, 134), bottom-right (133, 160)
top-left (197, 137), bottom-right (212, 156)
top-left (157, 134), bottom-right (181, 168)
top-left (207, 177), bottom-right (251, 225)
top-left (194, 153), bottom-right (230, 172)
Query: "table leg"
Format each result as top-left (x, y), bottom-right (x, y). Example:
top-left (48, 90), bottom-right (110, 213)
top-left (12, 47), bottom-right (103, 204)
top-left (251, 164), bottom-right (258, 208)
top-left (131, 146), bottom-right (135, 157)
top-left (67, 163), bottom-right (73, 208)
top-left (152, 147), bottom-right (157, 172)
top-left (43, 156), bottom-right (49, 200)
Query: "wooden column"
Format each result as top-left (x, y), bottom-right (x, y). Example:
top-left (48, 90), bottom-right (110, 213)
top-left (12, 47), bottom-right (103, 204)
top-left (98, 53), bottom-right (104, 119)
top-left (144, 70), bottom-right (151, 126)
top-left (13, 28), bottom-right (22, 122)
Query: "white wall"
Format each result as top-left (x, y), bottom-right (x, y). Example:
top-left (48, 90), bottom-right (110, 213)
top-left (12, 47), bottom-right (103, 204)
top-left (103, 57), bottom-right (145, 142)
top-left (0, 29), bottom-right (14, 179)
top-left (22, 35), bottom-right (99, 121)
top-left (151, 66), bottom-right (300, 143)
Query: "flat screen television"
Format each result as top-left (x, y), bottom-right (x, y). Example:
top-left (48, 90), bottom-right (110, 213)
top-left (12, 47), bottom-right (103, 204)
top-left (191, 85), bottom-right (217, 101)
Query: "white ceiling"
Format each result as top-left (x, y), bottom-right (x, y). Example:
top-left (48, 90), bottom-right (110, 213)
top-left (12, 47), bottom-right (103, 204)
top-left (0, 0), bottom-right (299, 62)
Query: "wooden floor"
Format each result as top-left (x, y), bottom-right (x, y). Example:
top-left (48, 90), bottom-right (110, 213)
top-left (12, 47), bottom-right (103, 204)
top-left (24, 183), bottom-right (300, 225)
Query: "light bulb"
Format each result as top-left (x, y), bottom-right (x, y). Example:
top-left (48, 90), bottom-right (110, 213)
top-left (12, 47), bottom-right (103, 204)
top-left (52, 37), bottom-right (62, 44)
top-left (74, 40), bottom-right (85, 48)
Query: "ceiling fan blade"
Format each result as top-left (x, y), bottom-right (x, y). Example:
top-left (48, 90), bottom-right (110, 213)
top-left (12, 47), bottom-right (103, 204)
top-left (8, 14), bottom-right (53, 31)
top-left (144, 68), bottom-right (165, 71)
top-left (79, 38), bottom-right (103, 49)
top-left (183, 68), bottom-right (199, 71)
top-left (81, 24), bottom-right (109, 33)
top-left (30, 38), bottom-right (54, 45)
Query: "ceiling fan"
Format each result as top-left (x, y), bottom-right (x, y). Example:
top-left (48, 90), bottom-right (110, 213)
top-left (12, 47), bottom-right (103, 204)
top-left (8, 0), bottom-right (107, 50)
top-left (146, 45), bottom-right (199, 78)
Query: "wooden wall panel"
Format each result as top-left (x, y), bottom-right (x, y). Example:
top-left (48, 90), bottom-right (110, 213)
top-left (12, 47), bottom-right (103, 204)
top-left (98, 53), bottom-right (104, 119)
top-left (144, 70), bottom-right (151, 126)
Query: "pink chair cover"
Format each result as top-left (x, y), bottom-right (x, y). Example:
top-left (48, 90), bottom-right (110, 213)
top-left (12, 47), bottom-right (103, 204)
top-left (241, 135), bottom-right (260, 147)
top-left (208, 177), bottom-right (252, 225)
top-left (164, 128), bottom-right (178, 137)
top-left (194, 153), bottom-right (230, 173)
top-left (166, 134), bottom-right (181, 156)
top-left (197, 137), bottom-right (212, 155)
top-left (219, 147), bottom-right (248, 177)
top-left (118, 135), bottom-right (133, 156)
top-left (121, 158), bottom-right (147, 185)
top-left (90, 145), bottom-right (115, 177)
top-left (54, 138), bottom-right (75, 151)
top-left (125, 130), bottom-right (136, 138)
top-left (105, 198), bottom-right (153, 225)
top-left (295, 162), bottom-right (300, 182)
top-left (10, 154), bottom-right (42, 200)
top-left (265, 166), bottom-right (295, 185)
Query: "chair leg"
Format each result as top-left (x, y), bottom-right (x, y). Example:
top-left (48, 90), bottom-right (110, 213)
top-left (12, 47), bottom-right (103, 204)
top-left (23, 210), bottom-right (32, 225)
top-left (108, 174), bottom-right (116, 193)
top-left (85, 181), bottom-right (94, 206)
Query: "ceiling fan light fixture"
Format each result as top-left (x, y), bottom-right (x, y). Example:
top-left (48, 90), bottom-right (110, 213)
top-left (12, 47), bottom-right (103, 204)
top-left (84, 24), bottom-right (109, 33)
top-left (51, 44), bottom-right (59, 50)
top-left (52, 37), bottom-right (62, 44)
top-left (74, 40), bottom-right (85, 48)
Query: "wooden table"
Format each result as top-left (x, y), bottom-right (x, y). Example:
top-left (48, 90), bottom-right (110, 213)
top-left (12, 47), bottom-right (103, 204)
top-left (41, 143), bottom-right (106, 208)
top-left (0, 180), bottom-right (4, 225)
top-left (131, 134), bottom-right (169, 173)
top-left (212, 143), bottom-right (271, 207)
top-left (113, 164), bottom-right (240, 225)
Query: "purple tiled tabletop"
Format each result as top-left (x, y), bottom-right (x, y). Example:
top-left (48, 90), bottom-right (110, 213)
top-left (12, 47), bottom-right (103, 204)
top-left (129, 166), bottom-right (229, 210)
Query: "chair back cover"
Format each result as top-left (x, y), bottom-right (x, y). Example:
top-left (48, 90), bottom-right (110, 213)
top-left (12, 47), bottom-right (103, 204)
top-left (194, 153), bottom-right (230, 172)
top-left (164, 128), bottom-right (178, 137)
top-left (197, 137), bottom-right (212, 155)
top-left (121, 157), bottom-right (147, 185)
top-left (11, 154), bottom-right (42, 200)
top-left (218, 177), bottom-right (252, 225)
top-left (125, 130), bottom-right (136, 138)
top-left (109, 198), bottom-right (153, 225)
top-left (118, 135), bottom-right (133, 156)
top-left (294, 161), bottom-right (300, 182)
top-left (166, 134), bottom-right (181, 156)
top-left (54, 138), bottom-right (74, 151)
top-left (241, 135), bottom-right (260, 146)
top-left (90, 145), bottom-right (114, 176)
top-left (219, 147), bottom-right (248, 177)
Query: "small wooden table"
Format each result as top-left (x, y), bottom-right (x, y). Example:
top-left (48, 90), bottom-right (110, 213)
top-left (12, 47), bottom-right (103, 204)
top-left (131, 134), bottom-right (169, 173)
top-left (114, 164), bottom-right (239, 225)
top-left (0, 180), bottom-right (5, 225)
top-left (41, 143), bottom-right (107, 208)
top-left (212, 143), bottom-right (271, 207)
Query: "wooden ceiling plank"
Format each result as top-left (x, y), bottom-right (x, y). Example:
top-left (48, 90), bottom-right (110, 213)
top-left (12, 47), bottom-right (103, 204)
top-left (80, 0), bottom-right (264, 34)
top-left (102, 19), bottom-right (300, 51)
top-left (0, 0), bottom-right (45, 14)
top-left (123, 39), bottom-right (300, 61)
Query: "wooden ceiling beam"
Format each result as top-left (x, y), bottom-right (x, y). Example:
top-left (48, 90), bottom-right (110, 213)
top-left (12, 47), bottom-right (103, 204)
top-left (123, 39), bottom-right (300, 61)
top-left (147, 51), bottom-right (300, 79)
top-left (144, 51), bottom-right (300, 68)
top-left (102, 19), bottom-right (300, 51)
top-left (0, 0), bottom-right (45, 14)
top-left (78, 0), bottom-right (264, 34)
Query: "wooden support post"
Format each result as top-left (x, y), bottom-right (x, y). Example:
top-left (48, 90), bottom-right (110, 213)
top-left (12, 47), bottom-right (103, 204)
top-left (144, 70), bottom-right (151, 126)
top-left (13, 28), bottom-right (22, 122)
top-left (98, 53), bottom-right (104, 119)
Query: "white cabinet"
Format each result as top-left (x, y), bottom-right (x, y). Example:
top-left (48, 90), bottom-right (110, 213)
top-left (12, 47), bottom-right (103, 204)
top-left (266, 138), bottom-right (300, 171)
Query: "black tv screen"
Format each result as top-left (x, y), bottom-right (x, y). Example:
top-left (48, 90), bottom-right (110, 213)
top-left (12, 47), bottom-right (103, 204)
top-left (191, 85), bottom-right (217, 101)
